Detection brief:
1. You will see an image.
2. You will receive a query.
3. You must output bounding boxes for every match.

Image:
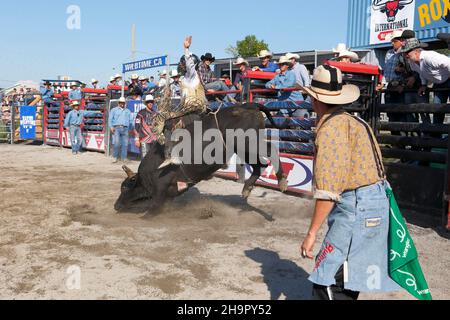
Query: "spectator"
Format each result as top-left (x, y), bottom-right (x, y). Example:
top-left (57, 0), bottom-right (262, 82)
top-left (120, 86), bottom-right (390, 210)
top-left (253, 50), bottom-right (279, 73)
top-left (265, 56), bottom-right (303, 103)
top-left (109, 76), bottom-right (117, 86)
top-left (91, 79), bottom-right (99, 89)
top-left (139, 76), bottom-right (150, 94)
top-left (63, 100), bottom-right (98, 155)
top-left (158, 70), bottom-right (168, 88)
top-left (69, 82), bottom-right (82, 101)
top-left (197, 53), bottom-right (234, 100)
top-left (31, 81), bottom-right (58, 107)
top-left (114, 74), bottom-right (123, 86)
top-left (286, 53), bottom-right (311, 87)
top-left (332, 43), bottom-right (348, 58)
top-left (170, 70), bottom-right (181, 98)
top-left (128, 74), bottom-right (143, 100)
top-left (233, 57), bottom-right (251, 91)
top-left (336, 50), bottom-right (360, 63)
top-left (150, 76), bottom-right (156, 86)
top-left (134, 94), bottom-right (157, 158)
top-left (402, 38), bottom-right (450, 128)
top-left (109, 97), bottom-right (133, 163)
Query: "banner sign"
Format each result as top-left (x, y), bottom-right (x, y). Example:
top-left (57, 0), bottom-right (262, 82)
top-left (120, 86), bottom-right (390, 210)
top-left (370, 0), bottom-right (416, 45)
top-left (122, 56), bottom-right (167, 73)
top-left (127, 100), bottom-right (145, 154)
top-left (19, 106), bottom-right (37, 140)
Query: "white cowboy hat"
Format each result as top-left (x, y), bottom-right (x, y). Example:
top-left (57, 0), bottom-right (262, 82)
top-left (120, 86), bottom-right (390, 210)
top-left (332, 43), bottom-right (348, 53)
top-left (139, 75), bottom-right (149, 81)
top-left (109, 76), bottom-right (116, 82)
top-left (257, 50), bottom-right (273, 59)
top-left (386, 30), bottom-right (404, 42)
top-left (277, 56), bottom-right (293, 65)
top-left (233, 57), bottom-right (249, 66)
top-left (144, 94), bottom-right (155, 102)
top-left (337, 50), bottom-right (360, 62)
top-left (71, 100), bottom-right (80, 107)
top-left (285, 53), bottom-right (300, 60)
top-left (91, 78), bottom-right (98, 84)
top-left (301, 65), bottom-right (360, 105)
top-left (118, 97), bottom-right (126, 104)
top-left (114, 74), bottom-right (123, 80)
top-left (170, 70), bottom-right (180, 78)
top-left (160, 70), bottom-right (167, 76)
top-left (131, 74), bottom-right (139, 80)
top-left (70, 82), bottom-right (79, 87)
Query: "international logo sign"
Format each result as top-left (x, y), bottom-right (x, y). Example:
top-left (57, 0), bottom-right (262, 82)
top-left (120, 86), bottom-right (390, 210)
top-left (122, 56), bottom-right (167, 73)
top-left (19, 106), bottom-right (37, 140)
top-left (370, 0), bottom-right (416, 44)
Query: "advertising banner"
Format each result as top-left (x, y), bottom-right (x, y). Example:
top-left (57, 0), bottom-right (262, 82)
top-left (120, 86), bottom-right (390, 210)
top-left (19, 106), bottom-right (37, 140)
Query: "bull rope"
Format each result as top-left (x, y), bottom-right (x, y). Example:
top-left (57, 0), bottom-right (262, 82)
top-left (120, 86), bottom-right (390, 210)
top-left (210, 99), bottom-right (228, 151)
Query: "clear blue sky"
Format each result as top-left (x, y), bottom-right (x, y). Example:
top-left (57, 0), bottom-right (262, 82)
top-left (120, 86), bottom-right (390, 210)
top-left (0, 0), bottom-right (348, 87)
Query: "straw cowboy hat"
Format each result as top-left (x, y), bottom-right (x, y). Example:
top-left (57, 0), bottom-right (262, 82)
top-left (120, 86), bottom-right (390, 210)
top-left (257, 50), bottom-right (273, 59)
top-left (386, 30), bottom-right (404, 42)
top-left (144, 94), bottom-right (155, 102)
top-left (114, 74), bottom-right (123, 80)
top-left (277, 56), bottom-right (293, 66)
top-left (332, 43), bottom-right (348, 53)
top-left (285, 53), bottom-right (300, 61)
top-left (233, 57), bottom-right (249, 66)
top-left (118, 97), bottom-right (126, 104)
top-left (70, 100), bottom-right (80, 107)
top-left (170, 70), bottom-right (180, 78)
top-left (70, 82), bottom-right (79, 88)
top-left (160, 70), bottom-right (167, 76)
top-left (91, 78), bottom-right (98, 84)
top-left (301, 65), bottom-right (360, 105)
top-left (139, 75), bottom-right (149, 81)
top-left (337, 50), bottom-right (360, 62)
top-left (109, 76), bottom-right (116, 82)
top-left (131, 74), bottom-right (139, 80)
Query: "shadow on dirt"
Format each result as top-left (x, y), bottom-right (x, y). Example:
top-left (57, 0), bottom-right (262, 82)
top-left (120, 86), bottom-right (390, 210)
top-left (245, 248), bottom-right (312, 300)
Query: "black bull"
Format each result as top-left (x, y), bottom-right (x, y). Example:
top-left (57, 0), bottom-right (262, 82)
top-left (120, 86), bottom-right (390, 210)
top-left (114, 103), bottom-right (289, 215)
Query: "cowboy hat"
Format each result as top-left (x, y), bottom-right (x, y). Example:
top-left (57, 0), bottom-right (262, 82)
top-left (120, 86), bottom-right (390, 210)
top-left (139, 75), bottom-right (149, 81)
top-left (337, 50), bottom-right (360, 62)
top-left (70, 100), bottom-right (80, 107)
top-left (131, 74), bottom-right (139, 80)
top-left (43, 81), bottom-right (52, 86)
top-left (160, 70), bottom-right (167, 76)
top-left (118, 97), bottom-right (126, 104)
top-left (201, 53), bottom-right (216, 62)
top-left (332, 43), bottom-right (348, 53)
top-left (233, 57), bottom-right (249, 66)
top-left (277, 56), bottom-right (293, 66)
top-left (91, 78), bottom-right (98, 84)
top-left (301, 65), bottom-right (360, 105)
top-left (109, 76), bottom-right (116, 82)
top-left (257, 50), bottom-right (273, 59)
top-left (170, 70), bottom-right (180, 78)
top-left (400, 38), bottom-right (429, 53)
top-left (386, 30), bottom-right (404, 42)
top-left (70, 82), bottom-right (79, 88)
top-left (285, 53), bottom-right (300, 60)
top-left (144, 94), bottom-right (155, 102)
top-left (114, 74), bottom-right (123, 80)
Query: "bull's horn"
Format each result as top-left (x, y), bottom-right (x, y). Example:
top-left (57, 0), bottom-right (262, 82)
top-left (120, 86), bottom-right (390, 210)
top-left (122, 165), bottom-right (136, 178)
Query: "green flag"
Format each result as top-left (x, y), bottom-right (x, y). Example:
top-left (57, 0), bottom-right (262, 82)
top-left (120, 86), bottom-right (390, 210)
top-left (386, 186), bottom-right (433, 301)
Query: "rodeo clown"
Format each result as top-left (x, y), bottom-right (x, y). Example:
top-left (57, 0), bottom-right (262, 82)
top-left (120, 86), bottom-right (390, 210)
top-left (300, 65), bottom-right (400, 300)
top-left (152, 35), bottom-right (208, 169)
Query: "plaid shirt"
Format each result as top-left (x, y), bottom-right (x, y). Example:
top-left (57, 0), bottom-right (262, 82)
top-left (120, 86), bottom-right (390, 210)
top-left (197, 62), bottom-right (214, 86)
top-left (384, 49), bottom-right (404, 83)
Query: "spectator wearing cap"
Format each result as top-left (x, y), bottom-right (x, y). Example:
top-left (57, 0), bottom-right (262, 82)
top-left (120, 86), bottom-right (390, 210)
top-left (109, 97), bottom-right (133, 163)
top-left (233, 57), bottom-right (251, 91)
top-left (286, 53), bottom-right (311, 88)
top-left (91, 79), bottom-right (99, 89)
top-left (197, 53), bottom-right (230, 93)
top-left (69, 82), bottom-right (83, 101)
top-left (402, 37), bottom-right (450, 128)
top-left (253, 50), bottom-right (279, 73)
top-left (63, 100), bottom-right (98, 155)
top-left (265, 56), bottom-right (303, 104)
top-left (134, 94), bottom-right (157, 157)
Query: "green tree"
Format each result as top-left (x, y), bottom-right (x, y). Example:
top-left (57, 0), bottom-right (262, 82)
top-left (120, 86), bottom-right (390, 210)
top-left (226, 35), bottom-right (270, 58)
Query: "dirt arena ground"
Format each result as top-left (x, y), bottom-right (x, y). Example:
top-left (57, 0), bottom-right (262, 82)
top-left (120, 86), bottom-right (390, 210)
top-left (0, 144), bottom-right (449, 300)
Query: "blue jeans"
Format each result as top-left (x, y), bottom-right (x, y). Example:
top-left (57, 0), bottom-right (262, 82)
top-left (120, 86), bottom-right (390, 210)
top-left (113, 127), bottom-right (129, 160)
top-left (309, 181), bottom-right (400, 293)
top-left (69, 126), bottom-right (83, 154)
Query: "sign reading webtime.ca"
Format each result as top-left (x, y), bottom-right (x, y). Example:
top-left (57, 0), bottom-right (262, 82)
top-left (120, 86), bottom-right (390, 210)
top-left (122, 56), bottom-right (167, 73)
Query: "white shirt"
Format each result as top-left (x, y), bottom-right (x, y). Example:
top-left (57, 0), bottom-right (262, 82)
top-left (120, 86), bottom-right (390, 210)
top-left (410, 50), bottom-right (450, 85)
